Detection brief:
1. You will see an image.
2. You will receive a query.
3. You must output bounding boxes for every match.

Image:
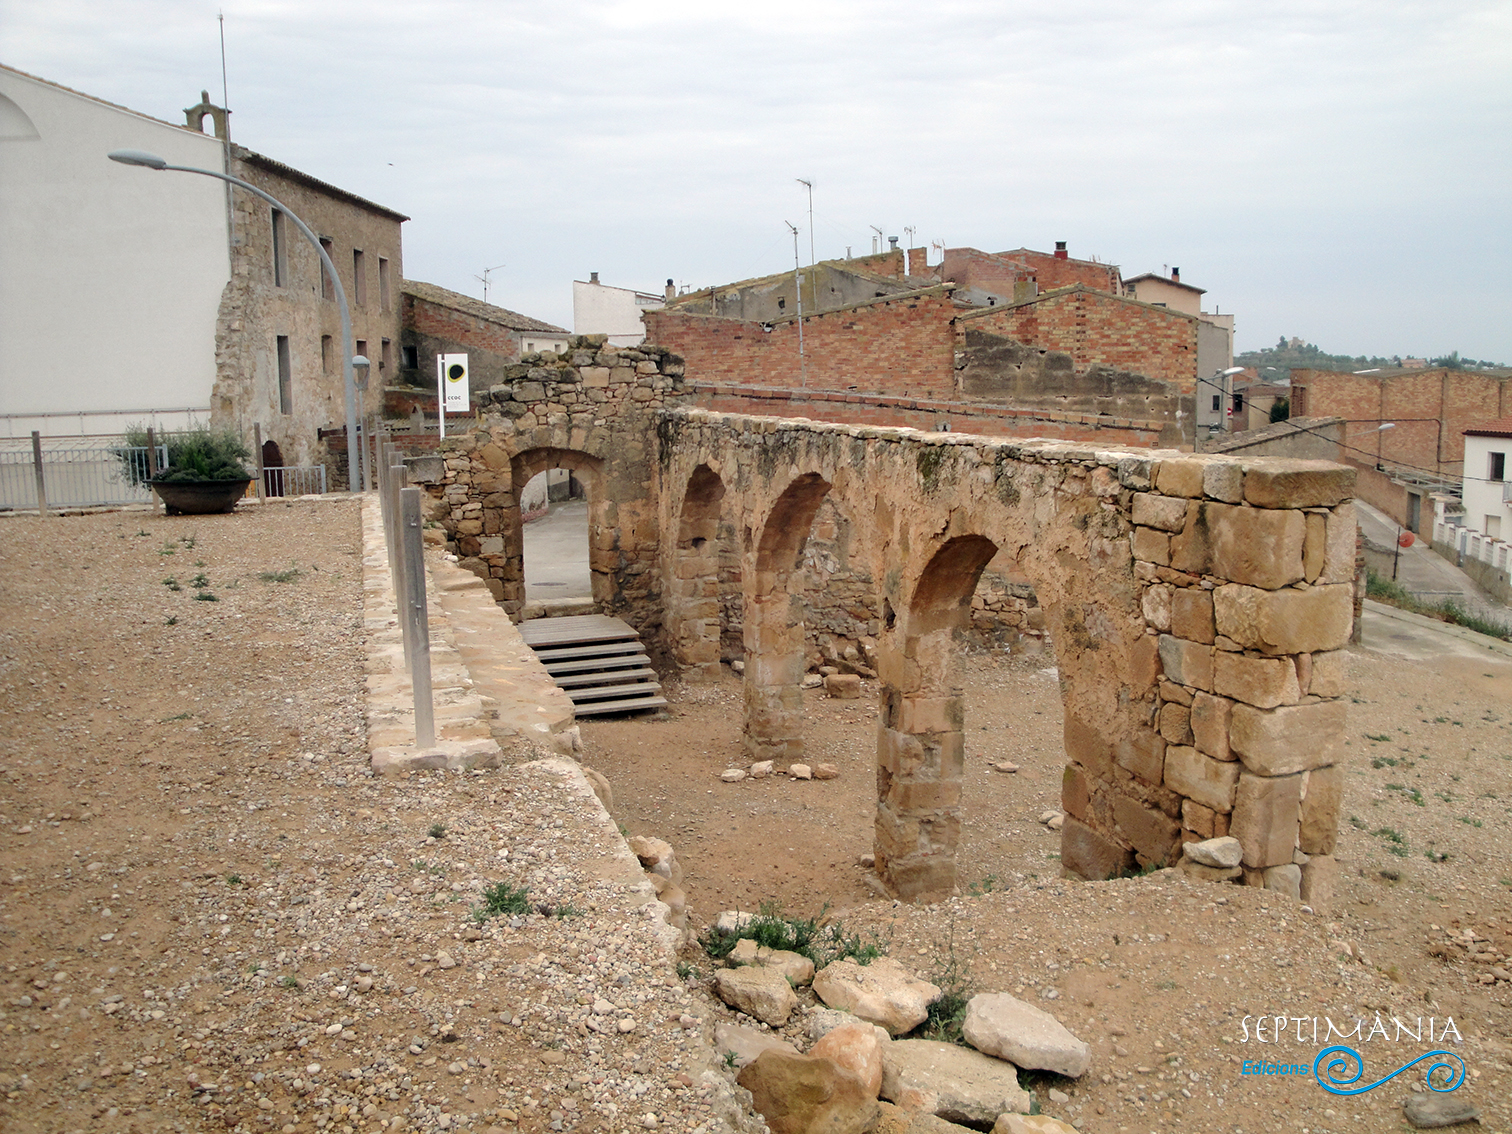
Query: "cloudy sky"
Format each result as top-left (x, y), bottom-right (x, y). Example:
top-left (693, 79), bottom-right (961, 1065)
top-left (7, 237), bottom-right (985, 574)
top-left (4, 0), bottom-right (1510, 361)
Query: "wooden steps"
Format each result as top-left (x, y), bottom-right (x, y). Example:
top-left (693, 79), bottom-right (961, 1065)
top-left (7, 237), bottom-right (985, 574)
top-left (518, 614), bottom-right (666, 717)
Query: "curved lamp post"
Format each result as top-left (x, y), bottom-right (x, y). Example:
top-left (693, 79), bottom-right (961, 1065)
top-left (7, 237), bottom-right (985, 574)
top-left (107, 148), bottom-right (367, 493)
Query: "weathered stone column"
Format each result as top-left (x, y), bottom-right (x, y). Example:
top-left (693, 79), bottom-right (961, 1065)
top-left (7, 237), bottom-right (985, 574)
top-left (741, 592), bottom-right (806, 759)
top-left (874, 627), bottom-right (964, 900)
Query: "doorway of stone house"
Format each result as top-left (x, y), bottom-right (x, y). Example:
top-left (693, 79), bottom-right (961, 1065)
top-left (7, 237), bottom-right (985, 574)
top-left (520, 467), bottom-right (591, 618)
top-left (261, 439), bottom-right (285, 497)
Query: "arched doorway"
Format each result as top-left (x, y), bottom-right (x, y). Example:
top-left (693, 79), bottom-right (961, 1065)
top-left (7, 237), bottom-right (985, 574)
top-left (668, 464), bottom-right (737, 679)
top-left (506, 448), bottom-right (607, 617)
top-left (261, 439), bottom-right (284, 497)
top-left (521, 467), bottom-right (590, 612)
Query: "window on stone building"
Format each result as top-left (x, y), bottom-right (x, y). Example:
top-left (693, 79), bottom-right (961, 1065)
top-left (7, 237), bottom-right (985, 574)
top-left (379, 257), bottom-right (391, 312)
top-left (1211, 394), bottom-right (1221, 413)
top-left (1487, 515), bottom-right (1502, 539)
top-left (277, 335), bottom-right (292, 413)
top-left (381, 338), bottom-right (392, 373)
top-left (353, 249), bottom-right (366, 306)
top-left (272, 210), bottom-right (288, 288)
top-left (402, 344), bottom-right (418, 370)
top-left (1232, 393), bottom-right (1244, 414)
top-left (321, 335), bottom-right (333, 374)
top-left (319, 238), bottom-right (334, 299)
top-left (1490, 452), bottom-right (1505, 482)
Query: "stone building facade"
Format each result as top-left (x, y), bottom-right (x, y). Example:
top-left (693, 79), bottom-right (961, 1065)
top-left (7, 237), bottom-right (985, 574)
top-left (400, 280), bottom-right (569, 397)
top-left (426, 336), bottom-right (1357, 904)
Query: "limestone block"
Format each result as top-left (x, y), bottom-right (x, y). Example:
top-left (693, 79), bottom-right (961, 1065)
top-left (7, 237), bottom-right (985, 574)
top-left (713, 1022), bottom-right (800, 1069)
top-left (1213, 583), bottom-right (1353, 655)
top-left (1229, 700), bottom-right (1345, 776)
top-left (1207, 504), bottom-right (1306, 589)
top-left (1059, 817), bottom-right (1134, 880)
top-left (993, 1116), bottom-right (1083, 1134)
top-left (1155, 457), bottom-right (1206, 498)
top-left (1132, 526), bottom-right (1171, 566)
top-left (1262, 863), bottom-right (1302, 899)
top-left (1242, 459), bottom-right (1355, 508)
top-left (826, 673), bottom-right (863, 699)
top-left (714, 966), bottom-right (799, 1026)
top-left (1170, 588), bottom-right (1216, 644)
top-left (1183, 835), bottom-right (1243, 868)
top-left (1320, 503), bottom-right (1357, 584)
top-left (961, 993), bottom-right (1091, 1077)
top-left (1189, 692), bottom-right (1234, 761)
top-left (1063, 715), bottom-right (1114, 778)
top-left (1299, 764), bottom-right (1342, 855)
top-left (1178, 860), bottom-right (1242, 884)
top-left (1203, 460), bottom-right (1244, 504)
top-left (1168, 506), bottom-right (1211, 575)
top-left (1112, 793), bottom-right (1181, 865)
top-left (880, 1040), bottom-right (1031, 1125)
top-left (1142, 583), bottom-right (1172, 631)
top-left (809, 1020), bottom-right (886, 1097)
top-left (1230, 771), bottom-right (1303, 868)
top-left (1159, 680), bottom-right (1194, 707)
top-left (1299, 854), bottom-right (1338, 913)
top-left (737, 1051), bottom-right (879, 1134)
top-left (1303, 512), bottom-right (1327, 582)
top-left (1114, 728), bottom-right (1165, 785)
top-left (1061, 765), bottom-right (1091, 820)
top-left (476, 441), bottom-right (511, 471)
top-left (1129, 633), bottom-right (1161, 688)
top-left (1131, 493), bottom-right (1188, 532)
top-left (1158, 635), bottom-right (1213, 691)
top-left (1212, 652), bottom-right (1301, 709)
top-left (1158, 702), bottom-right (1192, 745)
top-left (1309, 650), bottom-right (1350, 697)
top-left (813, 957), bottom-right (942, 1036)
top-left (1164, 745), bottom-right (1241, 812)
top-left (1182, 798), bottom-right (1216, 838)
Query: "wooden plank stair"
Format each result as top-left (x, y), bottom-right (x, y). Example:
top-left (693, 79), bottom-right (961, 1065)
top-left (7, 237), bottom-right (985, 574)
top-left (518, 614), bottom-right (666, 717)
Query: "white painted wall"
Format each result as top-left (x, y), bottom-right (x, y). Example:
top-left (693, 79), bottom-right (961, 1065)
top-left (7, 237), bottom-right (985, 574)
top-left (0, 68), bottom-right (229, 436)
top-left (572, 278), bottom-right (662, 346)
top-left (1461, 433), bottom-right (1512, 537)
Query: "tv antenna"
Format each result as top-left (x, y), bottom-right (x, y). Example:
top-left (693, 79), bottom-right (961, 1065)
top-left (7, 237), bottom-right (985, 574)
top-left (475, 263), bottom-right (506, 304)
top-left (869, 225), bottom-right (884, 255)
top-left (796, 178), bottom-right (814, 265)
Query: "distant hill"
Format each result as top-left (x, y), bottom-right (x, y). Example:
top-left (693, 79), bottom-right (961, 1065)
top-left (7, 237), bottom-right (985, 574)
top-left (1236, 339), bottom-right (1506, 384)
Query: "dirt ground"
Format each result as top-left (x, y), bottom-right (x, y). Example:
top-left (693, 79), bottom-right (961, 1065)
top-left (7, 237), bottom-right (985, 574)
top-left (2, 505), bottom-right (1511, 1134)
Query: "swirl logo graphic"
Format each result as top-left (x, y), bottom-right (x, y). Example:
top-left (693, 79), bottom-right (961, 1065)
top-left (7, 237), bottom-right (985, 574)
top-left (1313, 1046), bottom-right (1466, 1096)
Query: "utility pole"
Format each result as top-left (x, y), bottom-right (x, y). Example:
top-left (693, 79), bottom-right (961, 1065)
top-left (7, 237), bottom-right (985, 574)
top-left (870, 225), bottom-right (883, 255)
top-left (796, 179), bottom-right (814, 265)
top-left (786, 221), bottom-right (806, 386)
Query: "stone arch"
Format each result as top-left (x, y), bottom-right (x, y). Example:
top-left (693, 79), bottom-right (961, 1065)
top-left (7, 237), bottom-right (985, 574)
top-left (668, 464), bottom-right (732, 679)
top-left (505, 447), bottom-right (607, 614)
top-left (744, 472), bottom-right (832, 759)
top-left (875, 535), bottom-right (1002, 899)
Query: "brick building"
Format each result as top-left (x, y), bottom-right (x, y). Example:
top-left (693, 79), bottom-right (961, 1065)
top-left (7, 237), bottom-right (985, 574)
top-left (400, 279), bottom-right (569, 396)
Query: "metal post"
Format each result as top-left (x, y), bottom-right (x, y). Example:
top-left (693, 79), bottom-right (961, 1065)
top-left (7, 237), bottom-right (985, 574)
top-left (390, 460), bottom-right (411, 667)
top-left (253, 422), bottom-right (264, 501)
top-left (29, 431), bottom-right (47, 516)
top-left (401, 486), bottom-right (435, 749)
top-left (145, 426), bottom-right (161, 513)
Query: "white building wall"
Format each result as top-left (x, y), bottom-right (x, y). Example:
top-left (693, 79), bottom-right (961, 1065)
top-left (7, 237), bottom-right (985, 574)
top-left (0, 69), bottom-right (230, 437)
top-left (1461, 434), bottom-right (1512, 538)
top-left (572, 278), bottom-right (662, 347)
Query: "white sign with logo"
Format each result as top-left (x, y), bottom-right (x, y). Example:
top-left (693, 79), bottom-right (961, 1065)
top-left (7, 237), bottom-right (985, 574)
top-left (440, 353), bottom-right (470, 413)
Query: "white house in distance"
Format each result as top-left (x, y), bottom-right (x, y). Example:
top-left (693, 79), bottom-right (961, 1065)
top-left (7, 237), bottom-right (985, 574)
top-left (1124, 267), bottom-right (1236, 434)
top-left (572, 273), bottom-right (668, 346)
top-left (0, 64), bottom-right (230, 436)
top-left (1460, 420), bottom-right (1512, 539)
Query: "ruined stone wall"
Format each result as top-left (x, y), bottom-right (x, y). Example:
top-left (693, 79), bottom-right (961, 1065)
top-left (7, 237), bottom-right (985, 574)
top-left (962, 287), bottom-right (1198, 391)
top-left (428, 337), bottom-right (690, 621)
top-left (656, 412), bottom-right (1355, 899)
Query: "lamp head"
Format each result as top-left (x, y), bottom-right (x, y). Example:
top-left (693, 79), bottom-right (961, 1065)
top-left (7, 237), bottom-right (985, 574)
top-left (108, 149), bottom-right (169, 170)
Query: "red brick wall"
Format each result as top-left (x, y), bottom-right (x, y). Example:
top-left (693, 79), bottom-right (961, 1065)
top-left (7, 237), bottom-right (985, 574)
top-left (1292, 367), bottom-right (1512, 477)
top-left (644, 292), bottom-right (959, 400)
top-left (689, 382), bottom-right (1177, 447)
top-left (403, 294), bottom-right (521, 360)
top-left (937, 248), bottom-right (1121, 296)
top-left (963, 289), bottom-right (1197, 389)
top-left (1013, 249), bottom-right (1121, 293)
top-left (937, 248), bottom-right (1030, 294)
top-left (845, 250), bottom-right (906, 279)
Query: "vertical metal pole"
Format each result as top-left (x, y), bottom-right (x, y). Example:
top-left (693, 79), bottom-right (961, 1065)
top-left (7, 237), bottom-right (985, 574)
top-left (437, 356), bottom-right (446, 440)
top-left (401, 486), bottom-right (435, 748)
top-left (391, 460), bottom-right (411, 668)
top-left (30, 431), bottom-right (47, 516)
top-left (145, 426), bottom-right (161, 513)
top-left (254, 422), bottom-right (265, 501)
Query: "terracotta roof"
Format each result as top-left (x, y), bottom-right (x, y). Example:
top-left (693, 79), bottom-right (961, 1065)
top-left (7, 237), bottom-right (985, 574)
top-left (1463, 417), bottom-right (1512, 438)
top-left (401, 279), bottom-right (568, 334)
top-left (235, 147), bottom-right (409, 222)
top-left (1123, 272), bottom-right (1206, 295)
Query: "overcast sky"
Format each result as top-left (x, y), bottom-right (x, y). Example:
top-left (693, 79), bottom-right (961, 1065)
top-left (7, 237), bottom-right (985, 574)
top-left (4, 0), bottom-right (1510, 361)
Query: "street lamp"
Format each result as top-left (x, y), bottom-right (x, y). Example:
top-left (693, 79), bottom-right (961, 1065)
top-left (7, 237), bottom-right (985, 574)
top-left (107, 148), bottom-right (368, 493)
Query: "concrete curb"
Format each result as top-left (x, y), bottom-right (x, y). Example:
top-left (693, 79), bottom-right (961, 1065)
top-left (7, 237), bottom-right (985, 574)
top-left (1362, 598), bottom-right (1512, 659)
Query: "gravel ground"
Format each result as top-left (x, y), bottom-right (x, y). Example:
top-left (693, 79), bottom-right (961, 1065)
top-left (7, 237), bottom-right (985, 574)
top-left (2, 503), bottom-right (1510, 1134)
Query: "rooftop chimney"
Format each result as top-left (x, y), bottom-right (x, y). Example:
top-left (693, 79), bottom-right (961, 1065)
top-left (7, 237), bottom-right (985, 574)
top-left (1172, 267), bottom-right (1180, 282)
top-left (888, 236), bottom-right (899, 250)
top-left (1054, 241), bottom-right (1068, 260)
top-left (590, 272), bottom-right (599, 284)
top-left (665, 278), bottom-right (676, 302)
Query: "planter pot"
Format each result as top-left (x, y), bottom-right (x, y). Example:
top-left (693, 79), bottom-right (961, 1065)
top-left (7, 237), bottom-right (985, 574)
top-left (151, 478), bottom-right (252, 515)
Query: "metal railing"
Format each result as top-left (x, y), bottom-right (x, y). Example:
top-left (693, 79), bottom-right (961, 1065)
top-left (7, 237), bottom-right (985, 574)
top-left (377, 439), bottom-right (435, 748)
top-left (257, 465), bottom-right (328, 497)
top-left (0, 434), bottom-right (165, 510)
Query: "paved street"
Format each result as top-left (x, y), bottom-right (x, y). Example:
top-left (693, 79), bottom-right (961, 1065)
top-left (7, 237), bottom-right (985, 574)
top-left (522, 498), bottom-right (592, 602)
top-left (1355, 498), bottom-right (1509, 622)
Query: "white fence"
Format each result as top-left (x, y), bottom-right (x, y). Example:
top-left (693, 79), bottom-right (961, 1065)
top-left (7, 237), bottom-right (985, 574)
top-left (1434, 519), bottom-right (1512, 572)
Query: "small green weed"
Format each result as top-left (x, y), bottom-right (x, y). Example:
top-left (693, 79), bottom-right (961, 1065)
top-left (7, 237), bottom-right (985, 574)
top-left (258, 568), bottom-right (301, 584)
top-left (722, 1050), bottom-right (738, 1069)
top-left (698, 902), bottom-right (882, 968)
top-left (1458, 816), bottom-right (1484, 828)
top-left (160, 711), bottom-right (192, 722)
top-left (1348, 815), bottom-right (1367, 830)
top-left (472, 882), bottom-right (531, 921)
top-left (165, 616), bottom-right (177, 626)
top-left (966, 873), bottom-right (1000, 896)
top-left (190, 572), bottom-right (209, 589)
top-left (162, 576), bottom-right (181, 591)
top-left (193, 592), bottom-right (218, 602)
top-left (1365, 733), bottom-right (1392, 743)
top-left (675, 961), bottom-right (699, 981)
top-left (279, 975), bottom-right (300, 989)
top-left (428, 822), bottom-right (447, 839)
top-left (225, 873), bottom-right (242, 885)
